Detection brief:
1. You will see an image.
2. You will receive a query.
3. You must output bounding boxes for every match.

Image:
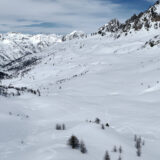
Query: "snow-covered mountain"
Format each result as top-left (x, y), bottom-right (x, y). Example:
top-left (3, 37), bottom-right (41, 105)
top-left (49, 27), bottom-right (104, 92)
top-left (98, 0), bottom-right (160, 37)
top-left (1, 1), bottom-right (160, 160)
top-left (62, 31), bottom-right (87, 41)
top-left (0, 32), bottom-right (62, 66)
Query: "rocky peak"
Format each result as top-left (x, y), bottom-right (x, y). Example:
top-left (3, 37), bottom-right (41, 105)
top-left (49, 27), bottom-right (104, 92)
top-left (98, 19), bottom-right (121, 35)
top-left (98, 0), bottom-right (160, 37)
top-left (62, 31), bottom-right (87, 41)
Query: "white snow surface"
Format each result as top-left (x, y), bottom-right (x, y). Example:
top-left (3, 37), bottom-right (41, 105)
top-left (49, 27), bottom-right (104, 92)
top-left (0, 32), bottom-right (62, 66)
top-left (0, 29), bottom-right (160, 160)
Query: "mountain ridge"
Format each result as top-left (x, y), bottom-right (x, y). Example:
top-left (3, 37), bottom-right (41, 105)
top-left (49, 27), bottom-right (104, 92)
top-left (0, 1), bottom-right (160, 160)
top-left (0, 32), bottom-right (62, 66)
top-left (1, 1), bottom-right (160, 67)
top-left (97, 0), bottom-right (160, 37)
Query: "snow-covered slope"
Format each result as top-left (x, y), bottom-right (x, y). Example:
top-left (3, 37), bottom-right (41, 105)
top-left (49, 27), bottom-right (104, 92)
top-left (0, 32), bottom-right (62, 66)
top-left (1, 1), bottom-right (160, 160)
top-left (0, 31), bottom-right (160, 160)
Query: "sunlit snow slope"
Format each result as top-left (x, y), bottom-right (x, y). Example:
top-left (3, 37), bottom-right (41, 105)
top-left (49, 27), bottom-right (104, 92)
top-left (0, 29), bottom-right (160, 160)
top-left (1, 1), bottom-right (160, 159)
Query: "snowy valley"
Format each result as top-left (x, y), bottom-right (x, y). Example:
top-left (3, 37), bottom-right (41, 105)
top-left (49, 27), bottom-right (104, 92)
top-left (0, 1), bottom-right (160, 160)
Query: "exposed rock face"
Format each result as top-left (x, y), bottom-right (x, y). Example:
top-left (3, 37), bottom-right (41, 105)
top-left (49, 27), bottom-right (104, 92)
top-left (144, 35), bottom-right (160, 47)
top-left (0, 72), bottom-right (9, 79)
top-left (62, 31), bottom-right (87, 41)
top-left (98, 0), bottom-right (160, 37)
top-left (98, 19), bottom-right (121, 36)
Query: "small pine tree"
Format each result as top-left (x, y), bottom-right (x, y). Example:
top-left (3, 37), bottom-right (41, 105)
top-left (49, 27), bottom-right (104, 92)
top-left (118, 156), bottom-right (122, 160)
top-left (62, 124), bottom-right (66, 130)
top-left (106, 123), bottom-right (110, 127)
top-left (95, 118), bottom-right (100, 124)
top-left (104, 151), bottom-right (110, 160)
top-left (142, 140), bottom-right (145, 146)
top-left (68, 135), bottom-right (80, 149)
top-left (101, 124), bottom-right (105, 130)
top-left (113, 145), bottom-right (117, 152)
top-left (135, 137), bottom-right (142, 157)
top-left (119, 146), bottom-right (122, 154)
top-left (56, 124), bottom-right (62, 130)
top-left (135, 137), bottom-right (141, 149)
top-left (134, 135), bottom-right (137, 142)
top-left (137, 147), bottom-right (141, 157)
top-left (80, 141), bottom-right (87, 154)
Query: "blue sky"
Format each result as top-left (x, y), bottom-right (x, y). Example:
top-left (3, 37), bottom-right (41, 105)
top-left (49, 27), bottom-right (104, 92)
top-left (0, 0), bottom-right (157, 34)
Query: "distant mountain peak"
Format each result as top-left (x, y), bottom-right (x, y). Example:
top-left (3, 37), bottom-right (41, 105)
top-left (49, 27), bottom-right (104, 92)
top-left (98, 19), bottom-right (121, 35)
top-left (62, 31), bottom-right (87, 41)
top-left (0, 33), bottom-right (62, 66)
top-left (97, 0), bottom-right (160, 37)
